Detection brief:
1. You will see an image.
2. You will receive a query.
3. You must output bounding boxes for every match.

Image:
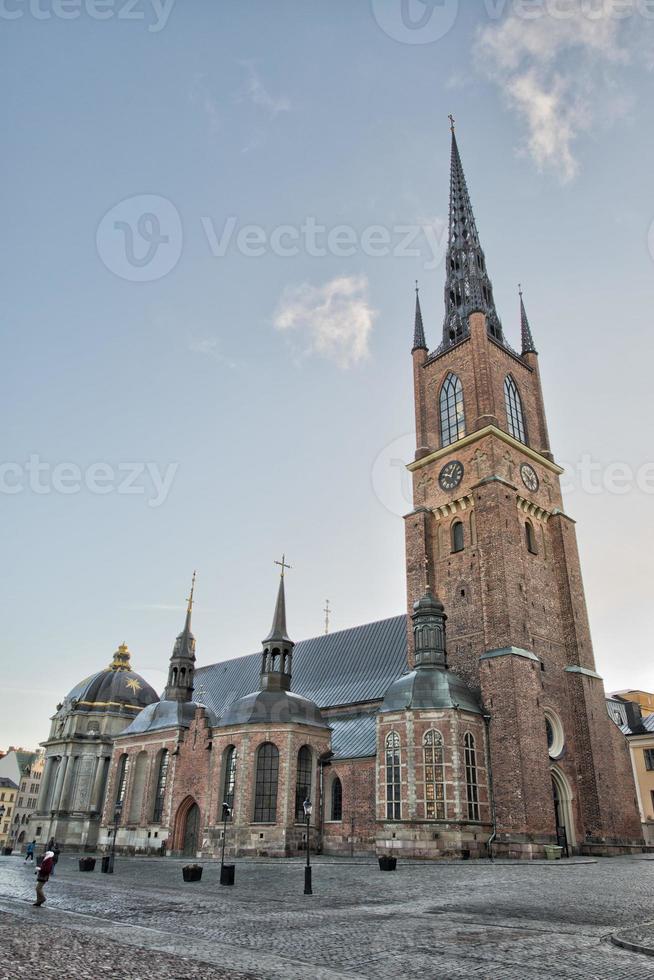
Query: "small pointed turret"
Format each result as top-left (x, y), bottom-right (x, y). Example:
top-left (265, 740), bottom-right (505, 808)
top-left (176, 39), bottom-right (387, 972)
top-left (412, 589), bottom-right (448, 670)
top-left (442, 118), bottom-right (504, 348)
top-left (163, 572), bottom-right (197, 703)
top-left (260, 558), bottom-right (294, 693)
top-left (519, 285), bottom-right (537, 355)
top-left (412, 282), bottom-right (427, 353)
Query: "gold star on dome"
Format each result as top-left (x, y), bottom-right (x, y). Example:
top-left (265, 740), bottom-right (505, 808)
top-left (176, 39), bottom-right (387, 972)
top-left (125, 677), bottom-right (142, 694)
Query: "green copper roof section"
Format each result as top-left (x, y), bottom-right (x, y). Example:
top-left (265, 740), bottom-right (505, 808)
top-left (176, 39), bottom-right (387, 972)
top-left (480, 646), bottom-right (540, 663)
top-left (565, 666), bottom-right (602, 679)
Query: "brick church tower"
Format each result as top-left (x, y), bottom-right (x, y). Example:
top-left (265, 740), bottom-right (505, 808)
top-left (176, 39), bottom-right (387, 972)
top-left (404, 122), bottom-right (643, 857)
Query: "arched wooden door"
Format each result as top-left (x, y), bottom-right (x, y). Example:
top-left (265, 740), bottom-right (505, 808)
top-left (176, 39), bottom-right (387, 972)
top-left (183, 802), bottom-right (200, 857)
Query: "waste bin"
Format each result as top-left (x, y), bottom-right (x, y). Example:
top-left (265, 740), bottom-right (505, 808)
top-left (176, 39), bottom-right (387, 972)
top-left (78, 857), bottom-right (96, 872)
top-left (378, 856), bottom-right (397, 871)
top-left (182, 864), bottom-right (203, 882)
top-left (220, 864), bottom-right (235, 886)
top-left (101, 855), bottom-right (113, 874)
top-left (2, 848), bottom-right (12, 856)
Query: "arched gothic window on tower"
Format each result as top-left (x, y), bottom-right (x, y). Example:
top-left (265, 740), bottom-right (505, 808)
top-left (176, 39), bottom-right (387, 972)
top-left (451, 520), bottom-right (465, 553)
top-left (385, 732), bottom-right (401, 820)
top-left (526, 520), bottom-right (538, 555)
top-left (424, 730), bottom-right (446, 820)
top-left (439, 372), bottom-right (466, 447)
top-left (331, 777), bottom-right (343, 822)
top-left (152, 749), bottom-right (169, 823)
top-left (504, 375), bottom-right (527, 444)
top-left (253, 742), bottom-right (279, 823)
top-left (464, 733), bottom-right (480, 821)
top-left (115, 754), bottom-right (130, 813)
top-left (295, 746), bottom-right (312, 822)
top-left (222, 746), bottom-right (237, 816)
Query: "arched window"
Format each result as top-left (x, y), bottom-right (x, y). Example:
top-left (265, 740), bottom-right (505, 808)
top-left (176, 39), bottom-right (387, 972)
top-left (464, 733), bottom-right (480, 821)
top-left (526, 520), bottom-right (538, 555)
top-left (295, 746), bottom-right (312, 822)
top-left (451, 520), bottom-right (464, 553)
top-left (152, 749), bottom-right (169, 823)
top-left (128, 751), bottom-right (148, 823)
top-left (385, 732), bottom-right (401, 820)
top-left (439, 372), bottom-right (466, 447)
top-left (222, 746), bottom-right (237, 815)
top-left (424, 730), bottom-right (446, 820)
top-left (504, 375), bottom-right (527, 444)
top-left (331, 777), bottom-right (343, 822)
top-left (253, 742), bottom-right (279, 823)
top-left (115, 754), bottom-right (130, 815)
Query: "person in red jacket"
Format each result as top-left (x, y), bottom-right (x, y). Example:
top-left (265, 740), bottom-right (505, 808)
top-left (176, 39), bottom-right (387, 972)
top-left (34, 850), bottom-right (54, 907)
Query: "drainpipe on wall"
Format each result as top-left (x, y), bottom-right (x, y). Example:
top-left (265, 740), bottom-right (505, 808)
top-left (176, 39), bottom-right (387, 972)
top-left (482, 713), bottom-right (497, 862)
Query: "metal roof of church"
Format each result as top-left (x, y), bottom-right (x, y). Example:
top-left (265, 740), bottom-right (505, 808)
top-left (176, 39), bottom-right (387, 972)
top-left (195, 614), bottom-right (408, 719)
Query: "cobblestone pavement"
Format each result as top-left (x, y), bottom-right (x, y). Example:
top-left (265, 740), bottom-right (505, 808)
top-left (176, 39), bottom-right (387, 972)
top-left (2, 854), bottom-right (654, 979)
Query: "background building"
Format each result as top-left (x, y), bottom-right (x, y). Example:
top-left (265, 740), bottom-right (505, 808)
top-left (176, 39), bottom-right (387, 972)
top-left (608, 693), bottom-right (654, 845)
top-left (10, 751), bottom-right (45, 852)
top-left (0, 777), bottom-right (18, 851)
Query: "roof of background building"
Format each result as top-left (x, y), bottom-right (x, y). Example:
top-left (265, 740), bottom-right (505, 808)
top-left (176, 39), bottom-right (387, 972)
top-left (621, 713), bottom-right (654, 737)
top-left (0, 777), bottom-right (18, 790)
top-left (196, 615), bottom-right (408, 717)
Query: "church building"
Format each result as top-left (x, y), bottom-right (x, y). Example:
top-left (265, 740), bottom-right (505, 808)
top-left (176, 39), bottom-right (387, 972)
top-left (95, 124), bottom-right (643, 861)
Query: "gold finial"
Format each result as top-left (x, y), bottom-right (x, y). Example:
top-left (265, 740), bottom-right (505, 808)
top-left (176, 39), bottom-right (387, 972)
top-left (448, 114), bottom-right (455, 133)
top-left (186, 570), bottom-right (196, 615)
top-left (110, 642), bottom-right (132, 671)
top-left (274, 554), bottom-right (292, 579)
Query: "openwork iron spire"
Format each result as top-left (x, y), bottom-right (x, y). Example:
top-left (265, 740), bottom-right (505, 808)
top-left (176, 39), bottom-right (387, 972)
top-left (519, 285), bottom-right (537, 355)
top-left (163, 572), bottom-right (197, 702)
top-left (412, 282), bottom-right (427, 352)
top-left (442, 121), bottom-right (503, 349)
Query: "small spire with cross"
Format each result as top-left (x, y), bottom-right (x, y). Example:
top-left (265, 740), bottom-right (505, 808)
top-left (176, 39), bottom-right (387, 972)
top-left (324, 599), bottom-right (331, 635)
top-left (274, 554), bottom-right (292, 579)
top-left (448, 113), bottom-right (455, 133)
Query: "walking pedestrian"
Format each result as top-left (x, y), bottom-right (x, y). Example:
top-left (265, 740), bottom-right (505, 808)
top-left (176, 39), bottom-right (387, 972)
top-left (33, 850), bottom-right (54, 907)
top-left (24, 840), bottom-right (36, 861)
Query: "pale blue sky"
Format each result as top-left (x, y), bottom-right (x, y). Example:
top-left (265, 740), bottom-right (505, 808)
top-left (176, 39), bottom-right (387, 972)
top-left (2, 1), bottom-right (654, 747)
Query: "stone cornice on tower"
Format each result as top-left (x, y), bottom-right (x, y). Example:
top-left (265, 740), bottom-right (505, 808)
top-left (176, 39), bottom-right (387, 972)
top-left (406, 424), bottom-right (565, 476)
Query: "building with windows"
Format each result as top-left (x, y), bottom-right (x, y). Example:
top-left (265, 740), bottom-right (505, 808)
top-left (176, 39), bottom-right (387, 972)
top-left (10, 751), bottom-right (45, 852)
top-left (32, 644), bottom-right (158, 851)
top-left (0, 777), bottom-right (18, 850)
top-left (93, 124), bottom-right (643, 860)
top-left (608, 694), bottom-right (654, 844)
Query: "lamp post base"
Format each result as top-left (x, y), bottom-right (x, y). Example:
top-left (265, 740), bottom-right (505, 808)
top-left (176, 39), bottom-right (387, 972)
top-left (304, 866), bottom-right (312, 895)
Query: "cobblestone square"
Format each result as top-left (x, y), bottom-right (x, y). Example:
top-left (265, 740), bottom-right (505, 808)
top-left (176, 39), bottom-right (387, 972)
top-left (2, 854), bottom-right (654, 979)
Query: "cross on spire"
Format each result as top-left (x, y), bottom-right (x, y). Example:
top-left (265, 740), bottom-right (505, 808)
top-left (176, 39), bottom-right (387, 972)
top-left (274, 554), bottom-right (292, 578)
top-left (324, 599), bottom-right (331, 635)
top-left (448, 113), bottom-right (455, 133)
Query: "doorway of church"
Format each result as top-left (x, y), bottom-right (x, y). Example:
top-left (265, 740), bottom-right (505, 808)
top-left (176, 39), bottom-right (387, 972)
top-left (551, 773), bottom-right (571, 857)
top-left (183, 803), bottom-right (200, 857)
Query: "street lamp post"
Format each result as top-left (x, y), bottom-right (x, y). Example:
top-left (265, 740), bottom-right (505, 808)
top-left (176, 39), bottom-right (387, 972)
top-left (303, 799), bottom-right (313, 895)
top-left (108, 802), bottom-right (122, 874)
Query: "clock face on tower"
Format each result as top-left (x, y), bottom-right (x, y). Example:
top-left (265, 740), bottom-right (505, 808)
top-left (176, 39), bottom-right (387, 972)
top-left (520, 463), bottom-right (539, 493)
top-left (439, 460), bottom-right (464, 492)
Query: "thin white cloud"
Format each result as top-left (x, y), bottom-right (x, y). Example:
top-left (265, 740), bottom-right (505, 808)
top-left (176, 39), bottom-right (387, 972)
top-left (189, 337), bottom-right (237, 369)
top-left (237, 60), bottom-right (290, 117)
top-left (475, 5), bottom-right (635, 182)
top-left (189, 73), bottom-right (222, 136)
top-left (274, 275), bottom-right (376, 369)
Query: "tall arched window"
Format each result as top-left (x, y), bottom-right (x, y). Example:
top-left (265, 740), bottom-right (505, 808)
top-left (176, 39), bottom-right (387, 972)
top-left (464, 733), bottom-right (480, 821)
top-left (253, 742), bottom-right (279, 823)
top-left (222, 746), bottom-right (237, 815)
top-left (451, 520), bottom-right (464, 553)
top-left (504, 375), bottom-right (527, 444)
top-left (331, 777), bottom-right (343, 822)
top-left (385, 732), bottom-right (401, 820)
top-left (525, 520), bottom-right (538, 555)
top-left (295, 746), bottom-right (312, 821)
top-left (115, 754), bottom-right (130, 814)
top-left (424, 730), bottom-right (446, 820)
top-left (128, 751), bottom-right (148, 823)
top-left (152, 750), bottom-right (169, 823)
top-left (439, 372), bottom-right (466, 447)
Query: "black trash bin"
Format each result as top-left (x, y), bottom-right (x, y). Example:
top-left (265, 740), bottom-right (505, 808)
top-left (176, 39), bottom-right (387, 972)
top-left (78, 857), bottom-right (96, 872)
top-left (101, 855), bottom-right (113, 874)
top-left (182, 864), bottom-right (203, 882)
top-left (220, 864), bottom-right (235, 886)
top-left (2, 847), bottom-right (12, 856)
top-left (378, 856), bottom-right (397, 871)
